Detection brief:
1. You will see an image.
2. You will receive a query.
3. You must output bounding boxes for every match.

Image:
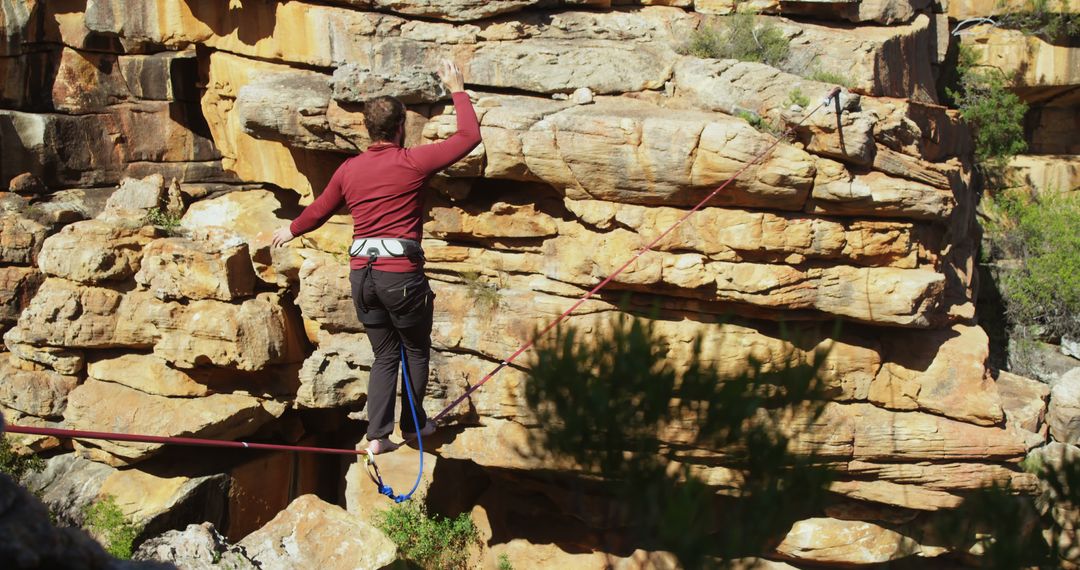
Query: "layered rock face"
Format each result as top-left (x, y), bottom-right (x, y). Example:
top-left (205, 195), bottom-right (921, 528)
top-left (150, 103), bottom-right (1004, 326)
top-left (0, 0), bottom-right (1061, 567)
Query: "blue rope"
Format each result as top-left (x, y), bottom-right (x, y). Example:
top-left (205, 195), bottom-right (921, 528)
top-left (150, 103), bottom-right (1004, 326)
top-left (371, 346), bottom-right (425, 503)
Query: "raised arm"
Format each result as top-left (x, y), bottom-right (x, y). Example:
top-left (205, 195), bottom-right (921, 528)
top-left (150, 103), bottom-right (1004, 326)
top-left (403, 60), bottom-right (482, 175)
top-left (272, 162), bottom-right (347, 247)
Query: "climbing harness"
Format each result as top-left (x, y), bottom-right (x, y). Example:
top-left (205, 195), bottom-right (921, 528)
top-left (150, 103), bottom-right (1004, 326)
top-left (4, 87), bottom-right (842, 501)
top-left (362, 347), bottom-right (426, 503)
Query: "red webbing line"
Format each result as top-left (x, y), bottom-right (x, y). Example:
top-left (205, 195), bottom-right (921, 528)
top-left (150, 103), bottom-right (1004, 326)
top-left (4, 424), bottom-right (368, 457)
top-left (432, 95), bottom-right (837, 423)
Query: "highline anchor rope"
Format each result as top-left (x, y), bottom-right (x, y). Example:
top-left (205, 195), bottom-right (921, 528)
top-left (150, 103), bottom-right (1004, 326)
top-left (4, 86), bottom-right (843, 481)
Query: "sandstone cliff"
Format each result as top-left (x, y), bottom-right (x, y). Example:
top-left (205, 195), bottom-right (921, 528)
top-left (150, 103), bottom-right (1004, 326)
top-left (0, 0), bottom-right (1074, 567)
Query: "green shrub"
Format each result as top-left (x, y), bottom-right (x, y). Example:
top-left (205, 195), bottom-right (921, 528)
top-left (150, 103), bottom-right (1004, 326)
top-left (374, 500), bottom-right (479, 569)
top-left (947, 45), bottom-right (1029, 179)
top-left (461, 270), bottom-right (500, 313)
top-left (83, 495), bottom-right (141, 560)
top-left (806, 68), bottom-right (856, 88)
top-left (145, 207), bottom-right (183, 235)
top-left (734, 109), bottom-right (783, 138)
top-left (681, 10), bottom-right (790, 67)
top-left (497, 553), bottom-right (514, 570)
top-left (995, 0), bottom-right (1080, 44)
top-left (784, 87), bottom-right (810, 109)
top-left (985, 189), bottom-right (1080, 342)
top-left (0, 435), bottom-right (45, 481)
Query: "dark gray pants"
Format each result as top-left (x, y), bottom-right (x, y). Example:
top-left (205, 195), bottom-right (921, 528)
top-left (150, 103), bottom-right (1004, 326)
top-left (350, 268), bottom-right (434, 440)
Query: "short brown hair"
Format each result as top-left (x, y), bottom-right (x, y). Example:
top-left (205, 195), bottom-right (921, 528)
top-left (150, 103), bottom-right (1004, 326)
top-left (364, 96), bottom-right (405, 142)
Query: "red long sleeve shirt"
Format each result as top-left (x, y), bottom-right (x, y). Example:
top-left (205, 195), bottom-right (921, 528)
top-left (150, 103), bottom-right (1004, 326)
top-left (290, 92), bottom-right (482, 272)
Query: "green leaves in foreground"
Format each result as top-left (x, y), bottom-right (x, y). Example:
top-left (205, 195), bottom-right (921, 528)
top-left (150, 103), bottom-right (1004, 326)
top-left (523, 315), bottom-right (836, 568)
top-left (374, 500), bottom-right (479, 570)
top-left (82, 495), bottom-right (141, 560)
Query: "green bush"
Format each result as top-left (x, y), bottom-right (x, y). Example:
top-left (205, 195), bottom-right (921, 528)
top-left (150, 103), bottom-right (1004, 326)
top-left (946, 45), bottom-right (1028, 178)
top-left (681, 11), bottom-right (790, 67)
top-left (83, 495), bottom-right (140, 559)
top-left (374, 500), bottom-right (479, 569)
top-left (497, 553), bottom-right (514, 570)
top-left (784, 87), bottom-right (810, 109)
top-left (145, 207), bottom-right (183, 235)
top-left (806, 68), bottom-right (856, 88)
top-left (995, 0), bottom-right (1080, 44)
top-left (985, 189), bottom-right (1080, 342)
top-left (523, 315), bottom-right (835, 568)
top-left (0, 434), bottom-right (45, 481)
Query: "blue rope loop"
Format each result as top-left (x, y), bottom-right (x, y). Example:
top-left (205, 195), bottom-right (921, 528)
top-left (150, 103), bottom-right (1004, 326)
top-left (366, 346), bottom-right (425, 503)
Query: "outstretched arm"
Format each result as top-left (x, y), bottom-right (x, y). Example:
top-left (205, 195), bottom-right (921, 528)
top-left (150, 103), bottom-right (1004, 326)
top-left (272, 163), bottom-right (348, 247)
top-left (404, 60), bottom-right (482, 175)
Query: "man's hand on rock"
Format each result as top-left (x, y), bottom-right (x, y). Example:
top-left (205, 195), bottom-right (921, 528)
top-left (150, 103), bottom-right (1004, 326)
top-left (271, 226), bottom-right (295, 248)
top-left (437, 59), bottom-right (465, 93)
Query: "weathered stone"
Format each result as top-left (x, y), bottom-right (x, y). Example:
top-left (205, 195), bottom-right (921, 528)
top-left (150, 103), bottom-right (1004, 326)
top-left (101, 174), bottom-right (167, 217)
top-left (153, 292), bottom-right (307, 371)
top-left (997, 370), bottom-right (1050, 436)
top-left (14, 280), bottom-right (304, 370)
top-left (3, 332), bottom-right (85, 375)
top-left (775, 517), bottom-right (944, 564)
top-left (830, 479), bottom-right (963, 510)
top-left (869, 325), bottom-right (1004, 425)
top-left (135, 523), bottom-right (256, 570)
top-left (344, 447), bottom-right (437, 521)
top-left (0, 266), bottom-right (43, 327)
top-left (118, 50), bottom-right (200, 102)
top-left (235, 71), bottom-right (354, 153)
top-left (713, 263), bottom-right (946, 327)
top-left (0, 466), bottom-right (170, 570)
top-left (808, 171), bottom-right (956, 222)
top-left (1025, 104), bottom-right (1080, 155)
top-left (698, 0), bottom-right (931, 24)
top-left (297, 256), bottom-right (362, 334)
top-left (948, 0), bottom-right (1080, 18)
top-left (845, 460), bottom-right (1037, 493)
top-left (64, 379), bottom-right (280, 463)
top-left (297, 333), bottom-right (372, 408)
top-left (1049, 370), bottom-right (1080, 444)
top-left (0, 211), bottom-right (48, 265)
top-left (0, 356), bottom-right (78, 419)
top-left (88, 354), bottom-right (210, 398)
top-left (37, 219), bottom-right (155, 284)
top-left (238, 494), bottom-right (399, 570)
top-left (1006, 154), bottom-right (1080, 193)
top-left (428, 199), bottom-right (559, 240)
top-left (49, 47), bottom-right (130, 114)
top-left (332, 62), bottom-right (448, 105)
top-left (135, 235), bottom-right (257, 302)
top-left (7, 173), bottom-right (46, 196)
top-left (962, 26), bottom-right (1080, 87)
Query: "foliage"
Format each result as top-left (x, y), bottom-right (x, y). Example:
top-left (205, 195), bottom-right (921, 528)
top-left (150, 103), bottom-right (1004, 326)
top-left (806, 68), bottom-right (856, 88)
top-left (0, 435), bottom-right (45, 482)
top-left (83, 495), bottom-right (141, 560)
top-left (984, 189), bottom-right (1080, 343)
top-left (946, 45), bottom-right (1028, 179)
top-left (784, 87), bottom-right (810, 109)
top-left (460, 270), bottom-right (501, 314)
top-left (145, 207), bottom-right (183, 235)
top-left (681, 10), bottom-right (790, 67)
top-left (374, 500), bottom-right (479, 570)
top-left (995, 0), bottom-right (1080, 44)
top-left (734, 109), bottom-right (783, 139)
top-left (523, 315), bottom-right (836, 568)
top-left (497, 553), bottom-right (514, 570)
top-left (939, 448), bottom-right (1080, 568)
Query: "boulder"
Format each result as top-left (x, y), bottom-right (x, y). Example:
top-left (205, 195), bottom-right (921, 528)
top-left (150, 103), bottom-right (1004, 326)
top-left (297, 333), bottom-right (373, 408)
top-left (87, 354), bottom-right (210, 398)
top-left (332, 62), bottom-right (448, 105)
top-left (829, 480), bottom-right (963, 510)
top-left (1006, 155), bottom-right (1080, 194)
top-left (101, 174), bottom-right (167, 217)
top-left (1049, 369), bottom-right (1080, 444)
top-left (235, 71), bottom-right (354, 153)
top-left (135, 235), bottom-right (258, 302)
top-left (775, 517), bottom-right (944, 564)
top-left (808, 171), bottom-right (957, 223)
top-left (238, 494), bottom-right (399, 570)
top-left (49, 47), bottom-right (130, 114)
top-left (118, 50), bottom-right (200, 102)
top-left (37, 219), bottom-right (156, 284)
top-left (297, 256), bottom-right (363, 334)
top-left (961, 26), bottom-right (1080, 88)
top-left (134, 523), bottom-right (256, 569)
top-left (0, 266), bottom-right (43, 328)
top-left (3, 334), bottom-right (85, 375)
top-left (996, 370), bottom-right (1051, 440)
top-left (869, 325), bottom-right (1004, 425)
top-left (0, 356), bottom-right (78, 419)
top-left (0, 211), bottom-right (49, 265)
top-left (63, 379), bottom-right (281, 464)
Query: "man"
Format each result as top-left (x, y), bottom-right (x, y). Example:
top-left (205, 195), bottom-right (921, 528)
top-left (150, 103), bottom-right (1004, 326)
top-left (272, 60), bottom-right (481, 454)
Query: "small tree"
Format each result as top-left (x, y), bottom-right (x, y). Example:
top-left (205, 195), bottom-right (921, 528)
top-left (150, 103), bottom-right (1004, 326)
top-left (523, 315), bottom-right (836, 567)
